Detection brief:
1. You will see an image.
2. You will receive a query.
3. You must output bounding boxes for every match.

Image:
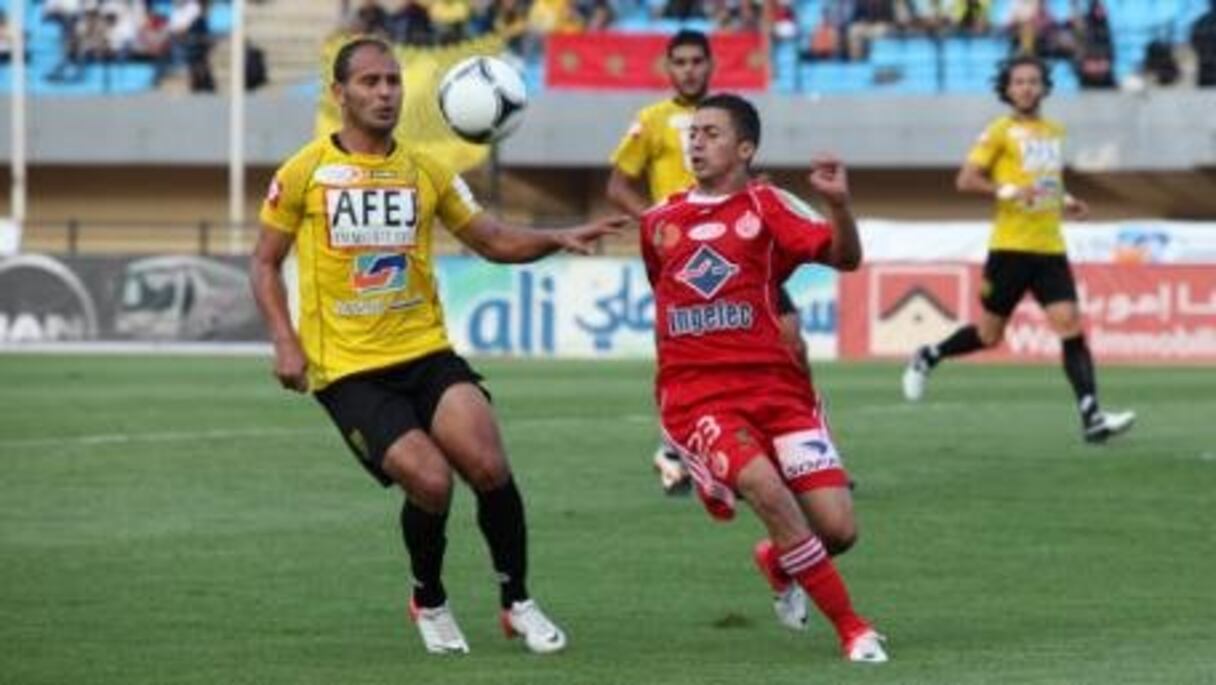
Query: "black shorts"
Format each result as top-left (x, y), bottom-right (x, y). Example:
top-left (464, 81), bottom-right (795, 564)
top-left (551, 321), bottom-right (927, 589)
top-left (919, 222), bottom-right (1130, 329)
top-left (776, 286), bottom-right (798, 317)
top-left (314, 350), bottom-right (487, 487)
top-left (980, 250), bottom-right (1078, 318)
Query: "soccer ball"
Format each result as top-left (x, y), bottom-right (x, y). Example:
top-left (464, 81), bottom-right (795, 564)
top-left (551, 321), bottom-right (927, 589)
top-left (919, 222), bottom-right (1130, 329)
top-left (437, 56), bottom-right (528, 145)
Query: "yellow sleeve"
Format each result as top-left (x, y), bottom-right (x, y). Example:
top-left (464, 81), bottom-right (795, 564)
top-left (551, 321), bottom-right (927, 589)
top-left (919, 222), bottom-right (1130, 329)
top-left (258, 146), bottom-right (318, 234)
top-left (416, 152), bottom-right (483, 234)
top-left (966, 119), bottom-right (1006, 170)
top-left (609, 115), bottom-right (650, 178)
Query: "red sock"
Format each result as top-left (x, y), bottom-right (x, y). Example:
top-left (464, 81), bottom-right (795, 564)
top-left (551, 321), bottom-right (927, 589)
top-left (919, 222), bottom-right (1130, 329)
top-left (778, 536), bottom-right (869, 642)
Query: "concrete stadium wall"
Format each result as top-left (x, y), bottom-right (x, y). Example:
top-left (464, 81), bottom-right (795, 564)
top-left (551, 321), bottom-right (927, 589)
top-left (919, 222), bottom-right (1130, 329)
top-left (2, 90), bottom-right (1216, 170)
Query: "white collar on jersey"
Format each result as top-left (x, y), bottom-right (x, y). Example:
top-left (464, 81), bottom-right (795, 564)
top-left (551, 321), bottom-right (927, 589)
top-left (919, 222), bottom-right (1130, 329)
top-left (685, 190), bottom-right (733, 205)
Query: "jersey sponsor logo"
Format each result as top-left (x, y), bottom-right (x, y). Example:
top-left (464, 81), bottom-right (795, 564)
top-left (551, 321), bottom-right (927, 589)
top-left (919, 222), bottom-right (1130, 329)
top-left (332, 295), bottom-right (423, 316)
top-left (666, 300), bottom-right (755, 337)
top-left (675, 244), bottom-right (739, 299)
top-left (351, 252), bottom-right (407, 295)
top-left (1018, 138), bottom-right (1063, 172)
top-left (734, 211), bottom-right (761, 239)
top-left (773, 429), bottom-right (841, 480)
top-left (313, 164), bottom-right (364, 185)
top-left (688, 222), bottom-right (727, 241)
top-left (326, 187), bottom-right (418, 248)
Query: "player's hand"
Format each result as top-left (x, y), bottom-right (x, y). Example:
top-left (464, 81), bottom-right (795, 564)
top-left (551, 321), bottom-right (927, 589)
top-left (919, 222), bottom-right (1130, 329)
top-left (272, 339), bottom-right (309, 393)
top-left (556, 215), bottom-right (631, 255)
top-left (1063, 195), bottom-right (1090, 220)
top-left (808, 155), bottom-right (850, 207)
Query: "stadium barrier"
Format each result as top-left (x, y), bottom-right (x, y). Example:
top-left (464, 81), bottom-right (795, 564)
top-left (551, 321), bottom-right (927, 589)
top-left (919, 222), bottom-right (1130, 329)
top-left (2, 220), bottom-right (1213, 362)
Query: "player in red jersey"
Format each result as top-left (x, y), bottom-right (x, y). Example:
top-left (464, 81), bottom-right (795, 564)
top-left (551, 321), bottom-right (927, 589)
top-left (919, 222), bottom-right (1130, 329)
top-left (640, 93), bottom-right (887, 663)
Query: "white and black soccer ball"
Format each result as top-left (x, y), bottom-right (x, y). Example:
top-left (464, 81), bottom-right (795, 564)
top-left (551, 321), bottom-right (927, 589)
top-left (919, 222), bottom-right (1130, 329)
top-left (437, 56), bottom-right (528, 145)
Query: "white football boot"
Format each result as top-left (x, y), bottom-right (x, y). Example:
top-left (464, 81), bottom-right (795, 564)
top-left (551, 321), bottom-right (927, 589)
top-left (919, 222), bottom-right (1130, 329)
top-left (652, 445), bottom-right (691, 495)
top-left (902, 347), bottom-right (931, 401)
top-left (843, 628), bottom-right (889, 664)
top-left (409, 599), bottom-right (470, 654)
top-left (753, 540), bottom-right (808, 631)
top-left (1084, 410), bottom-right (1136, 443)
top-left (501, 599), bottom-right (568, 654)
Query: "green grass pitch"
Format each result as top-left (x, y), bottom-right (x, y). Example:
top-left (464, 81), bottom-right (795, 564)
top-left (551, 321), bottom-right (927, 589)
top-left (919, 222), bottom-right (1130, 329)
top-left (1, 355), bottom-right (1214, 684)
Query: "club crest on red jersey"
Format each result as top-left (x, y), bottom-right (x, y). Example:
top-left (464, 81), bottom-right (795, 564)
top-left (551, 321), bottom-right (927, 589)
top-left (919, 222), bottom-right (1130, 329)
top-left (675, 245), bottom-right (739, 299)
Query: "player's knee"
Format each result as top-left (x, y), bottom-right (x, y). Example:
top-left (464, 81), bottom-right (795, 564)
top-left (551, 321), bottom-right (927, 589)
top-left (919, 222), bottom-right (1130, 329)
top-left (820, 523), bottom-right (858, 556)
top-left (461, 455), bottom-right (511, 492)
top-left (978, 327), bottom-right (1003, 348)
top-left (384, 445), bottom-right (452, 506)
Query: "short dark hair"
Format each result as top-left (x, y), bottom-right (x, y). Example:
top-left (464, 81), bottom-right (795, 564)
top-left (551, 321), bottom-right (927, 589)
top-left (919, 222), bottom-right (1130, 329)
top-left (697, 93), bottom-right (761, 147)
top-left (332, 36), bottom-right (394, 84)
top-left (666, 29), bottom-right (712, 59)
top-left (994, 54), bottom-right (1053, 105)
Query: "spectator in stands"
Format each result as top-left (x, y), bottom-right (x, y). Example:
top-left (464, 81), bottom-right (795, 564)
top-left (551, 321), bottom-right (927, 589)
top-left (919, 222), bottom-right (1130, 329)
top-left (713, 0), bottom-right (763, 33)
top-left (526, 0), bottom-right (581, 56)
top-left (662, 0), bottom-right (706, 21)
top-left (349, 0), bottom-right (390, 37)
top-left (133, 10), bottom-right (172, 77)
top-left (167, 0), bottom-right (213, 91)
top-left (805, 5), bottom-right (844, 61)
top-left (768, 0), bottom-right (799, 42)
top-left (493, 0), bottom-right (529, 56)
top-left (0, 11), bottom-right (11, 63)
top-left (102, 1), bottom-right (138, 60)
top-left (45, 0), bottom-right (86, 81)
top-left (1140, 39), bottom-right (1180, 87)
top-left (848, 0), bottom-right (895, 60)
top-left (387, 0), bottom-right (434, 45)
top-left (905, 0), bottom-right (949, 34)
top-left (467, 0), bottom-right (497, 35)
top-left (575, 0), bottom-right (616, 31)
top-left (1192, 0), bottom-right (1216, 86)
top-left (430, 0), bottom-right (471, 43)
top-left (1074, 0), bottom-right (1113, 88)
top-left (951, 0), bottom-right (990, 35)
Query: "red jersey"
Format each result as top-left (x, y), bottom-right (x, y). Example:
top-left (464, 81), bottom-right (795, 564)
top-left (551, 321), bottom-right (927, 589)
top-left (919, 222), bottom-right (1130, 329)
top-left (640, 182), bottom-right (835, 396)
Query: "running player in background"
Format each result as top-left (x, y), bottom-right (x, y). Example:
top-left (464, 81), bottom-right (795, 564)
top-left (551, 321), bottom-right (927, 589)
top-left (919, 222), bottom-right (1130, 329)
top-left (608, 29), bottom-right (809, 494)
top-left (640, 93), bottom-right (887, 663)
top-left (250, 37), bottom-right (623, 656)
top-left (901, 55), bottom-right (1134, 443)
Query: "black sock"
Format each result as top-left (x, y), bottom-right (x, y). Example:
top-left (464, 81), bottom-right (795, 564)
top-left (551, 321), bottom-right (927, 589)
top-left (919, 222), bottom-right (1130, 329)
top-left (476, 476), bottom-right (529, 608)
top-left (1062, 334), bottom-right (1100, 423)
top-left (924, 325), bottom-right (984, 368)
top-left (400, 500), bottom-right (449, 609)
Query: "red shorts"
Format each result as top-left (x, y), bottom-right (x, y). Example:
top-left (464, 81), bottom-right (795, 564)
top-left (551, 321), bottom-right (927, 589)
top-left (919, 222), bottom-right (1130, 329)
top-left (658, 370), bottom-right (850, 520)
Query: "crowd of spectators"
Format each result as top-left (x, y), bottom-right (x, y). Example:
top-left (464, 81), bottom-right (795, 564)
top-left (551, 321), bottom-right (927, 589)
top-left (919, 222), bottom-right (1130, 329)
top-left (37, 0), bottom-right (217, 90)
top-left (337, 0), bottom-right (1216, 89)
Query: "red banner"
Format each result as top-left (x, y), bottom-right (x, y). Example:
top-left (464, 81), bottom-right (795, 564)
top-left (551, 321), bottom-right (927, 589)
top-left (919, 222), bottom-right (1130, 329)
top-left (545, 32), bottom-right (769, 90)
top-left (839, 264), bottom-right (1216, 364)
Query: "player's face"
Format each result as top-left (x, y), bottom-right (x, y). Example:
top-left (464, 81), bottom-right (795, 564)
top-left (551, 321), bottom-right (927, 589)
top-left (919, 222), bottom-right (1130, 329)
top-left (688, 107), bottom-right (754, 184)
top-left (1006, 64), bottom-right (1045, 115)
top-left (334, 46), bottom-right (403, 136)
top-left (667, 45), bottom-right (713, 102)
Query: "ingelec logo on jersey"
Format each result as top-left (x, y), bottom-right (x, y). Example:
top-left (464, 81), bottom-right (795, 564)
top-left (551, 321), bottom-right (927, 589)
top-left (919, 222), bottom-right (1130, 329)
top-left (352, 253), bottom-right (407, 294)
top-left (675, 245), bottom-right (739, 299)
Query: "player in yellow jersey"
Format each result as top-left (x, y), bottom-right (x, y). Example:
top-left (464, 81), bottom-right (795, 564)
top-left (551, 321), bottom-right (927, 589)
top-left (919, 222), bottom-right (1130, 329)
top-left (607, 30), bottom-right (811, 492)
top-left (250, 37), bottom-right (624, 656)
top-left (901, 55), bottom-right (1134, 443)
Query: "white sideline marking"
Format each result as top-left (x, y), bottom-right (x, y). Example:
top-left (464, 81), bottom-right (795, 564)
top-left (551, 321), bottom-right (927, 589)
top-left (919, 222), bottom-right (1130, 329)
top-left (0, 415), bottom-right (656, 450)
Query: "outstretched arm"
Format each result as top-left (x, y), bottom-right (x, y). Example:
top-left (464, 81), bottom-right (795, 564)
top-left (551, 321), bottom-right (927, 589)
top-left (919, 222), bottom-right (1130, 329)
top-left (807, 155), bottom-right (862, 271)
top-left (456, 213), bottom-right (629, 264)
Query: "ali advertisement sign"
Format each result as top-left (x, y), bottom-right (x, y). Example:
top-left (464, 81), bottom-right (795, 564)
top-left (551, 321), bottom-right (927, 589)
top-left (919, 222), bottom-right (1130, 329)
top-left (0, 254), bottom-right (265, 344)
top-left (839, 263), bottom-right (1216, 363)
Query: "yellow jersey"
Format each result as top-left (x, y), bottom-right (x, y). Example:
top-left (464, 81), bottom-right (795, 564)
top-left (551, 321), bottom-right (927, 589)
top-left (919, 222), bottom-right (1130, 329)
top-left (967, 115), bottom-right (1068, 255)
top-left (260, 134), bottom-right (482, 390)
top-left (610, 98), bottom-right (696, 204)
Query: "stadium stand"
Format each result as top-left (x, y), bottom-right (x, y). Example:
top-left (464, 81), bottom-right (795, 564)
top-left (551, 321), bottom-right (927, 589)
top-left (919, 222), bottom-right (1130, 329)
top-left (2, 0), bottom-right (1214, 94)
